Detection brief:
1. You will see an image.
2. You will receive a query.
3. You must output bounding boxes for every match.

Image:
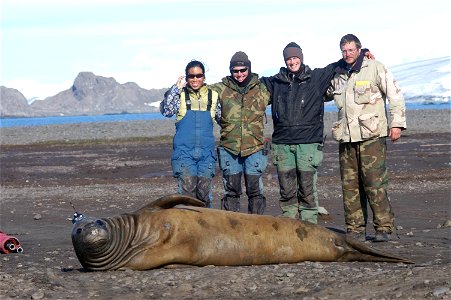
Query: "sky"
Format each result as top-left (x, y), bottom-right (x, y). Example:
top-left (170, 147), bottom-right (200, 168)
top-left (1, 0), bottom-right (450, 100)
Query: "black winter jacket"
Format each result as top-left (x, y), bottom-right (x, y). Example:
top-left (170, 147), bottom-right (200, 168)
top-left (261, 61), bottom-right (340, 145)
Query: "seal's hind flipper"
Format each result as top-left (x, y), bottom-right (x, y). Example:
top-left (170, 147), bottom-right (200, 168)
top-left (340, 236), bottom-right (414, 264)
top-left (137, 194), bottom-right (205, 212)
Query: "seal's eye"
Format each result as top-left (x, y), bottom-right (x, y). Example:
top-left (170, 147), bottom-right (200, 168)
top-left (96, 220), bottom-right (105, 226)
top-left (76, 228), bottom-right (82, 234)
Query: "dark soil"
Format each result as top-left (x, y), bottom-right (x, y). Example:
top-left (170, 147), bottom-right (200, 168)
top-left (0, 133), bottom-right (450, 299)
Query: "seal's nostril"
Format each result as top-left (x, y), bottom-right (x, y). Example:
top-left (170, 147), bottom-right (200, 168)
top-left (76, 228), bottom-right (82, 234)
top-left (96, 220), bottom-right (105, 226)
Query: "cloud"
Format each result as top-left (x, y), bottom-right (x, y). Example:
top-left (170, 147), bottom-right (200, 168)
top-left (2, 0), bottom-right (450, 99)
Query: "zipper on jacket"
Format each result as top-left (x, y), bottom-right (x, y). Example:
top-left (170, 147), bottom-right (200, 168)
top-left (300, 99), bottom-right (304, 118)
top-left (196, 92), bottom-right (201, 110)
top-left (240, 93), bottom-right (245, 153)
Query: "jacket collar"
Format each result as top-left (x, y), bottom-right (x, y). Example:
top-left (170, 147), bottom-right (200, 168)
top-left (276, 64), bottom-right (312, 83)
top-left (335, 49), bottom-right (367, 75)
top-left (222, 73), bottom-right (260, 92)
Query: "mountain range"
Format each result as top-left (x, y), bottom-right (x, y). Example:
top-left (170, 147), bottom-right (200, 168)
top-left (1, 57), bottom-right (449, 117)
top-left (0, 72), bottom-right (168, 117)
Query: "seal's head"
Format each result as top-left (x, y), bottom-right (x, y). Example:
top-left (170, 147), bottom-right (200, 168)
top-left (71, 214), bottom-right (140, 271)
top-left (71, 217), bottom-right (112, 269)
top-left (72, 217), bottom-right (109, 249)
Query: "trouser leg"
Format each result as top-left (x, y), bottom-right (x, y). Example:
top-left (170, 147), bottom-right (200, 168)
top-left (298, 170), bottom-right (318, 224)
top-left (277, 169), bottom-right (299, 218)
top-left (221, 173), bottom-right (242, 212)
top-left (340, 142), bottom-right (367, 233)
top-left (272, 144), bottom-right (298, 218)
top-left (296, 143), bottom-right (323, 224)
top-left (360, 138), bottom-right (394, 232)
top-left (244, 173), bottom-right (266, 214)
top-left (196, 176), bottom-right (213, 208)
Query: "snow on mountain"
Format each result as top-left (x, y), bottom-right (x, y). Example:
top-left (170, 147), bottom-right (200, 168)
top-left (391, 56), bottom-right (450, 103)
top-left (7, 57), bottom-right (451, 115)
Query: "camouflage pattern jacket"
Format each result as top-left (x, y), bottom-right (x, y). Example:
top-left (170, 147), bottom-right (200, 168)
top-left (209, 74), bottom-right (270, 157)
top-left (326, 57), bottom-right (406, 143)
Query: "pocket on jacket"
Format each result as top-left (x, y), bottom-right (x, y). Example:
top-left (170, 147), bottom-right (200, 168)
top-left (332, 119), bottom-right (350, 142)
top-left (329, 85), bottom-right (345, 109)
top-left (358, 112), bottom-right (380, 139)
top-left (354, 81), bottom-right (371, 104)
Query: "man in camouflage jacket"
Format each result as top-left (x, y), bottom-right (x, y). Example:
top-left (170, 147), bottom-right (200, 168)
top-left (209, 51), bottom-right (271, 214)
top-left (326, 34), bottom-right (406, 242)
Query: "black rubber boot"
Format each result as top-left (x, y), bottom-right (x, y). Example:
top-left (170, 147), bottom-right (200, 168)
top-left (180, 176), bottom-right (198, 199)
top-left (221, 173), bottom-right (242, 212)
top-left (245, 174), bottom-right (266, 214)
top-left (196, 176), bottom-right (212, 208)
top-left (221, 196), bottom-right (241, 212)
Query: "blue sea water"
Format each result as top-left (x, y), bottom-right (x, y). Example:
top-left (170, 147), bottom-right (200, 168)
top-left (0, 103), bottom-right (449, 128)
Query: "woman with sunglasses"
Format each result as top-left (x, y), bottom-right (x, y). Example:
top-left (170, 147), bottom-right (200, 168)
top-left (160, 60), bottom-right (221, 208)
top-left (209, 51), bottom-right (271, 215)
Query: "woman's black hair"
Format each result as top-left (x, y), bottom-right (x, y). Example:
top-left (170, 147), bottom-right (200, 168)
top-left (185, 60), bottom-right (205, 75)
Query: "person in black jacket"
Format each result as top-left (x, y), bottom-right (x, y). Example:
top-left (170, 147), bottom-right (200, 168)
top-left (262, 42), bottom-right (372, 224)
top-left (262, 42), bottom-right (374, 224)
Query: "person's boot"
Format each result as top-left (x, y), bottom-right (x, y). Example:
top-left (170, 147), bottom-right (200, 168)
top-left (196, 176), bottom-right (212, 208)
top-left (248, 195), bottom-right (266, 215)
top-left (280, 203), bottom-right (299, 218)
top-left (221, 196), bottom-right (240, 212)
top-left (244, 174), bottom-right (265, 214)
top-left (373, 230), bottom-right (392, 242)
top-left (221, 173), bottom-right (242, 212)
top-left (180, 176), bottom-right (197, 199)
top-left (346, 229), bottom-right (367, 242)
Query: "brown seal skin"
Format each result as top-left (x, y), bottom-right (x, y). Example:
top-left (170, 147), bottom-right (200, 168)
top-left (71, 194), bottom-right (414, 271)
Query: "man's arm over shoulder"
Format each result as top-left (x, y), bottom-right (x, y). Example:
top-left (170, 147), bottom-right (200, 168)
top-left (259, 76), bottom-right (273, 92)
top-left (207, 82), bottom-right (225, 95)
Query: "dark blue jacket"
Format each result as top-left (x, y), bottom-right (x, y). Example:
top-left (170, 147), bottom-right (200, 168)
top-left (261, 61), bottom-right (340, 144)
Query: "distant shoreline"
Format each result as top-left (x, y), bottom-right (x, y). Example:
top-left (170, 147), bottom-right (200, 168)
top-left (1, 109), bottom-right (450, 146)
top-left (1, 103), bottom-right (449, 128)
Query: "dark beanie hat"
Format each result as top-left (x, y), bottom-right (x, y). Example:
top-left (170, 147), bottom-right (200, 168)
top-left (229, 51), bottom-right (251, 69)
top-left (283, 42), bottom-right (303, 60)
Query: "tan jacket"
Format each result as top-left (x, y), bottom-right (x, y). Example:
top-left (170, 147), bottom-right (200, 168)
top-left (327, 57), bottom-right (406, 143)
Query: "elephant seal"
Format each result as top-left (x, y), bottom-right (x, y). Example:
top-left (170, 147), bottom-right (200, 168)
top-left (71, 194), bottom-right (413, 271)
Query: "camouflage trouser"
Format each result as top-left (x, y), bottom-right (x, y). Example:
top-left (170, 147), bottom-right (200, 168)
top-left (272, 143), bottom-right (323, 224)
top-left (339, 137), bottom-right (394, 233)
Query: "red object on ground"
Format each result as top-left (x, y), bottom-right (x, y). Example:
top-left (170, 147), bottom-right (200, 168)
top-left (0, 231), bottom-right (23, 254)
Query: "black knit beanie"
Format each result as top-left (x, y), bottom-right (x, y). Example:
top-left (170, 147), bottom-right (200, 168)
top-left (283, 42), bottom-right (303, 61)
top-left (229, 51), bottom-right (251, 70)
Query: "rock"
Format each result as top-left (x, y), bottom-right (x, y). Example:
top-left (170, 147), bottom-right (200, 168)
top-left (432, 286), bottom-right (449, 297)
top-left (31, 290), bottom-right (45, 299)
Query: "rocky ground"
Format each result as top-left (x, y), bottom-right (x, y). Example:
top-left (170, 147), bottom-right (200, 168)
top-left (0, 110), bottom-right (450, 299)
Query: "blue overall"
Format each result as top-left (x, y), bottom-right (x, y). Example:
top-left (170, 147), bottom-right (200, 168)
top-left (171, 90), bottom-right (216, 207)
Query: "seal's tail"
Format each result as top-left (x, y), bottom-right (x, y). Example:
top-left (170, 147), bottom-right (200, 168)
top-left (339, 236), bottom-right (414, 264)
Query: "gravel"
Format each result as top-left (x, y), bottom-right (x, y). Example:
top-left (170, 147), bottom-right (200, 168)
top-left (1, 109), bottom-right (450, 145)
